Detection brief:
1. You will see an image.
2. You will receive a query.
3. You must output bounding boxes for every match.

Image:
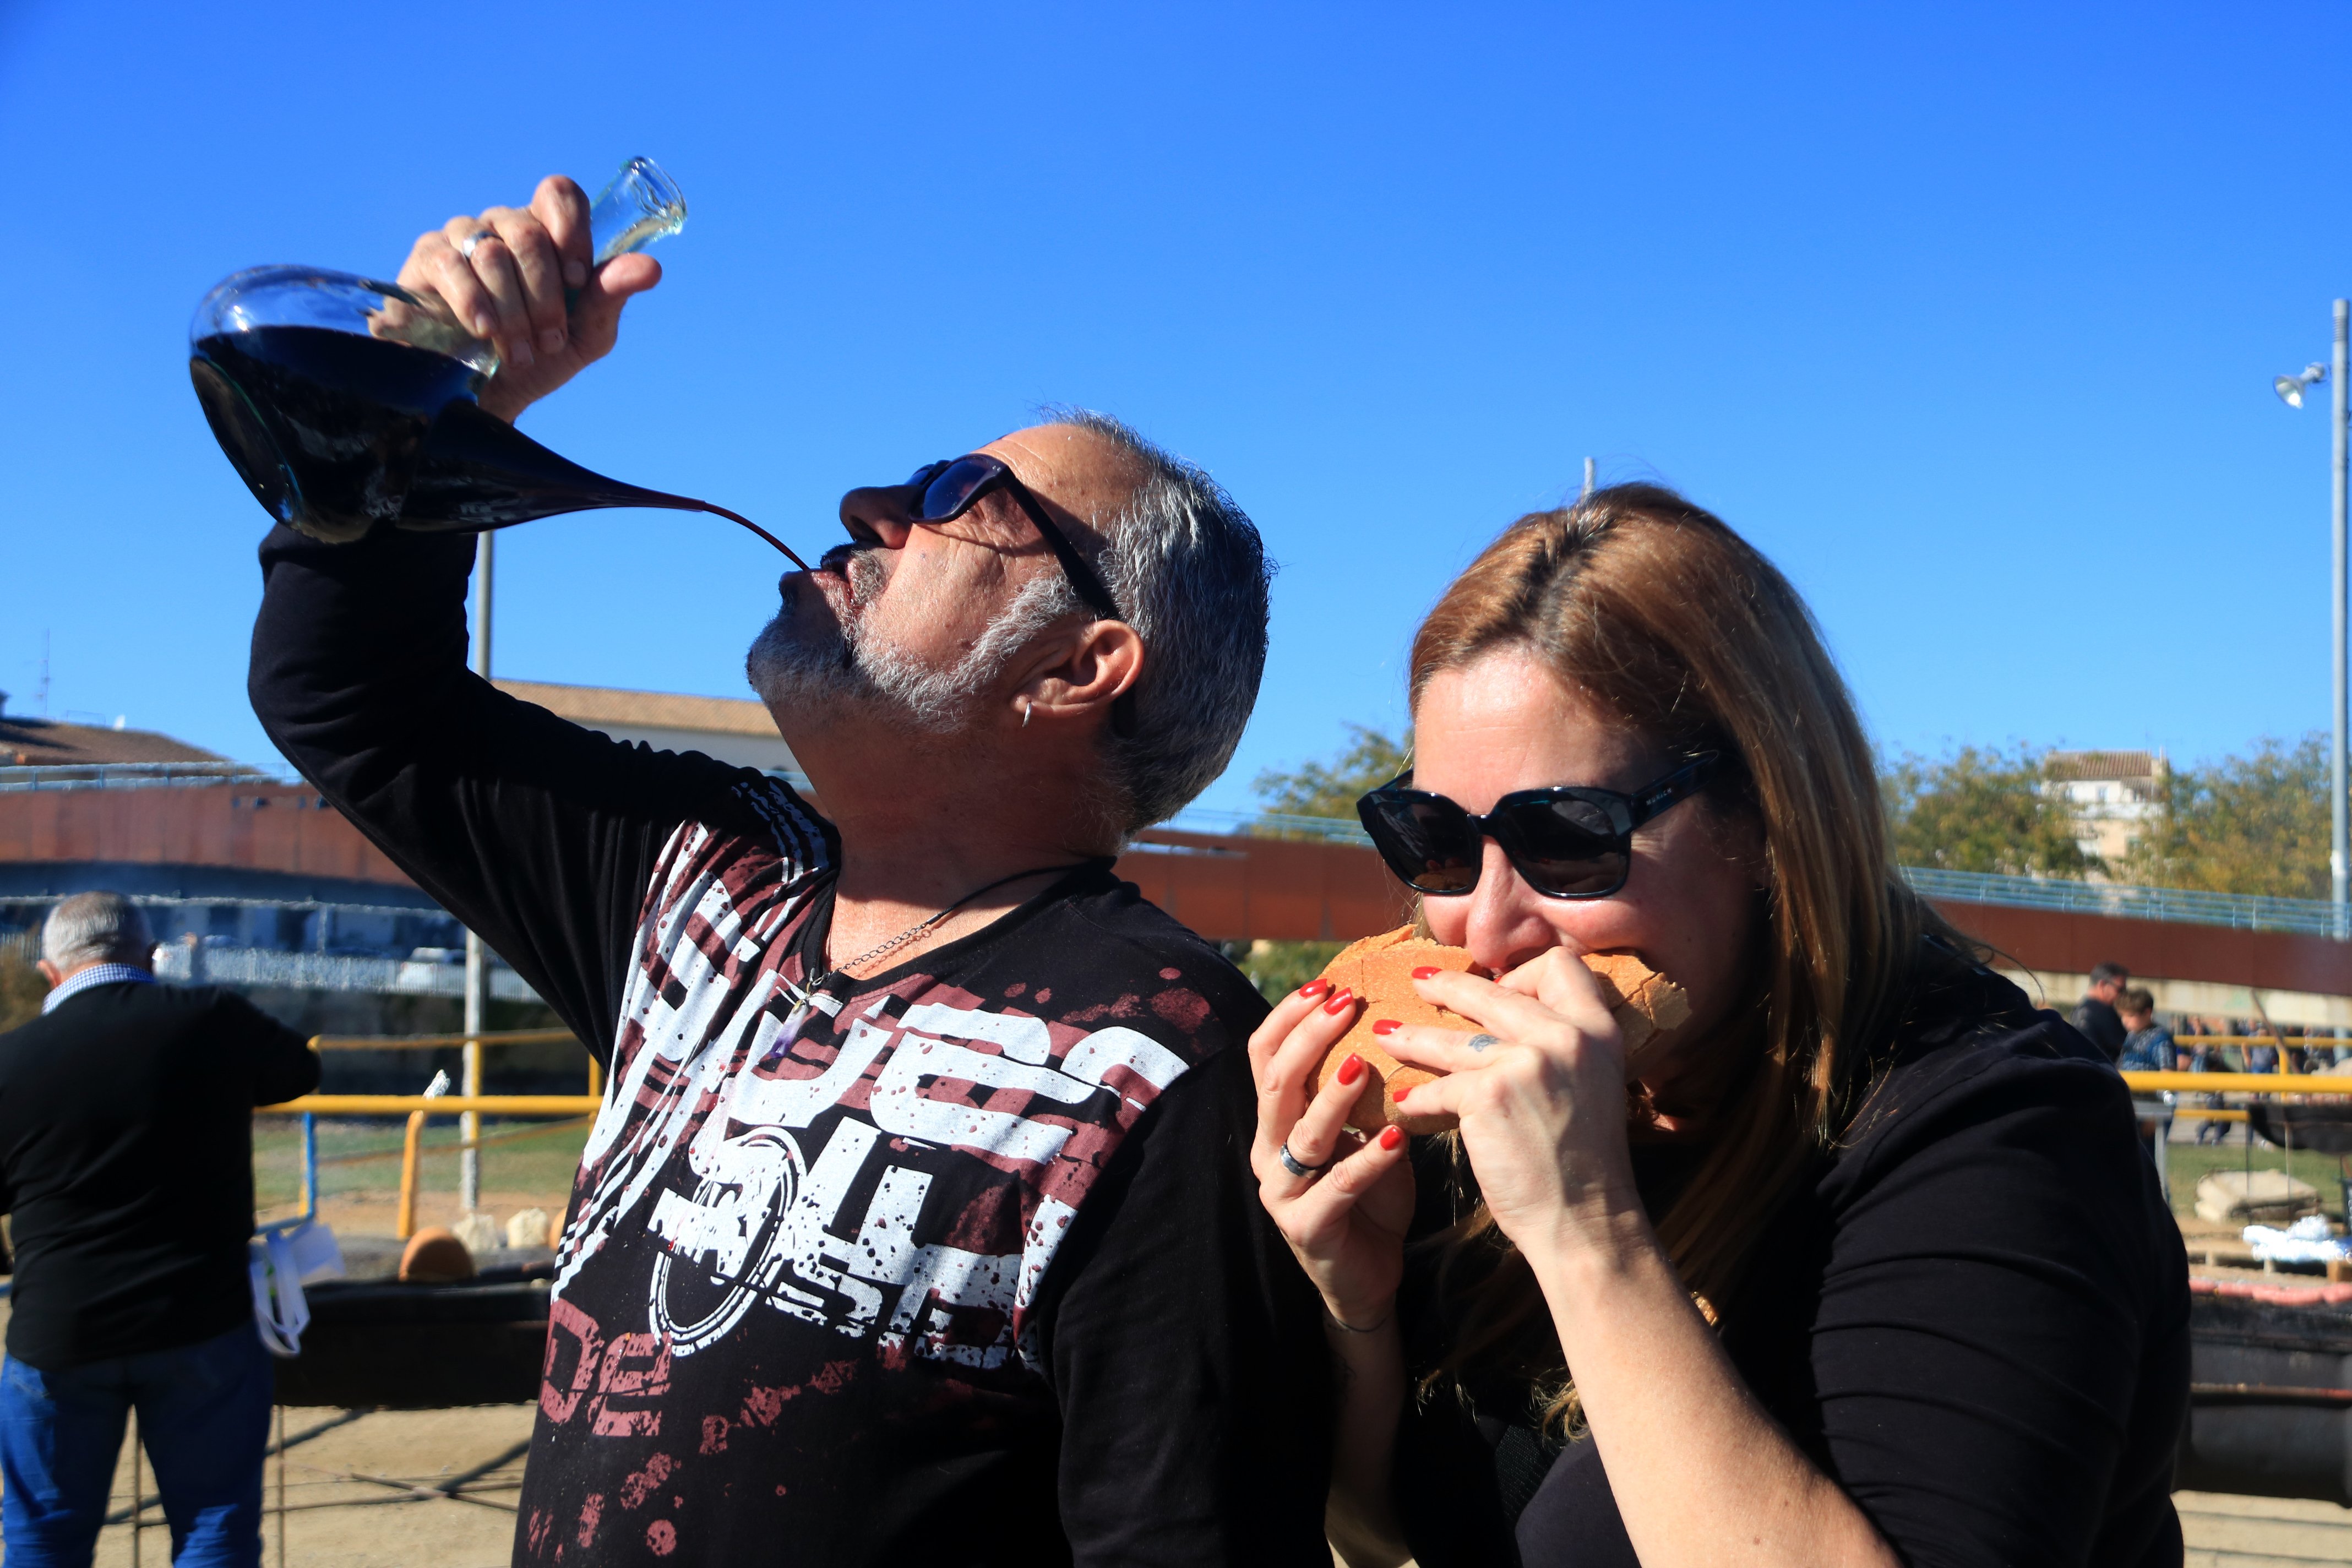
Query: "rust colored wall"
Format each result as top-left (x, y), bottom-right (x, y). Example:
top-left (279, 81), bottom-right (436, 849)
top-left (1928, 900), bottom-right (2352, 996)
top-left (0, 783), bottom-right (414, 887)
top-left (1117, 831), bottom-right (2352, 997)
top-left (7, 793), bottom-right (2346, 995)
top-left (1113, 831), bottom-right (1410, 944)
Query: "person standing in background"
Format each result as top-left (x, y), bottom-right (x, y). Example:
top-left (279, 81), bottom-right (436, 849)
top-left (2115, 988), bottom-right (2172, 1073)
top-left (2187, 1017), bottom-right (2230, 1146)
top-left (0, 891), bottom-right (320, 1567)
top-left (2072, 961), bottom-right (2130, 1061)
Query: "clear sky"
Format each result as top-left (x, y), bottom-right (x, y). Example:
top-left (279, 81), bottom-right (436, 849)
top-left (3, 2), bottom-right (2348, 813)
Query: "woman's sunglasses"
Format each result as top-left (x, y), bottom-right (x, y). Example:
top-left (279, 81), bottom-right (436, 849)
top-left (1355, 753), bottom-right (1722, 900)
top-left (905, 455), bottom-right (1124, 623)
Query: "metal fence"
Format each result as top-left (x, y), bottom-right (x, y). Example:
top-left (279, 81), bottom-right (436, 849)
top-left (151, 943), bottom-right (543, 1001)
top-left (1899, 866), bottom-right (2346, 939)
top-left (0, 760), bottom-right (279, 792)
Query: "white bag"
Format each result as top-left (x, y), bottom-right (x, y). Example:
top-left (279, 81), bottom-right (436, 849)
top-left (248, 1220), bottom-right (345, 1358)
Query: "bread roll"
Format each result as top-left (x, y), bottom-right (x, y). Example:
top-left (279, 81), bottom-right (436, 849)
top-left (1308, 926), bottom-right (1690, 1134)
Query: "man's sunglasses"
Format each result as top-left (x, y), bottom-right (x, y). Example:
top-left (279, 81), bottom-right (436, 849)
top-left (1355, 753), bottom-right (1722, 900)
top-left (904, 455), bottom-right (1124, 624)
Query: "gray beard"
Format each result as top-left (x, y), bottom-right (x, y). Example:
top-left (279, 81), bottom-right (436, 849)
top-left (745, 551), bottom-right (1081, 736)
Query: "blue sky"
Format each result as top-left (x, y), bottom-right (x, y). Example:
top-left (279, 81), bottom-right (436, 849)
top-left (3, 2), bottom-right (2348, 813)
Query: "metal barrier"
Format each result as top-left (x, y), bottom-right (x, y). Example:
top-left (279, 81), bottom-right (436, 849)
top-left (257, 1028), bottom-right (604, 1239)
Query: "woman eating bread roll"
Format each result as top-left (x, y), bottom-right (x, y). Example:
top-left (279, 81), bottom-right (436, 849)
top-left (1249, 484), bottom-right (2187, 1568)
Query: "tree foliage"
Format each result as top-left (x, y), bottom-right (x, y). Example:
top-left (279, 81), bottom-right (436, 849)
top-left (0, 950), bottom-right (43, 1033)
top-left (1250, 723), bottom-right (1410, 821)
top-left (2118, 734), bottom-right (2331, 900)
top-left (1881, 744), bottom-right (2098, 879)
top-left (1240, 725), bottom-right (1410, 1000)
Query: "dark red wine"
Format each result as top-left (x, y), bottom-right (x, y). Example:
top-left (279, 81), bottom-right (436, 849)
top-left (191, 324), bottom-right (804, 563)
top-left (192, 325), bottom-right (481, 543)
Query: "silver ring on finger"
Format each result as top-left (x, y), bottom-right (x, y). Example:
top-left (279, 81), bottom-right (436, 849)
top-left (1467, 1033), bottom-right (1501, 1053)
top-left (456, 229), bottom-right (498, 260)
top-left (1277, 1140), bottom-right (1324, 1179)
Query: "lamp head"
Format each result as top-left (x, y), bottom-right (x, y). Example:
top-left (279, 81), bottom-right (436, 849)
top-left (2276, 362), bottom-right (2328, 409)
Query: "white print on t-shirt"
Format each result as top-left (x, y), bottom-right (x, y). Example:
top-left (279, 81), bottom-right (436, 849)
top-left (551, 807), bottom-right (1194, 1375)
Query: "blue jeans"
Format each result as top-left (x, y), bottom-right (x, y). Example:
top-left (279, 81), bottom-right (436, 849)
top-left (0, 1321), bottom-right (273, 1567)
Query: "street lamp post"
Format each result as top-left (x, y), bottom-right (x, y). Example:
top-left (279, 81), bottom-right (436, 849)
top-left (2277, 308), bottom-right (2350, 937)
top-left (461, 532), bottom-right (492, 1211)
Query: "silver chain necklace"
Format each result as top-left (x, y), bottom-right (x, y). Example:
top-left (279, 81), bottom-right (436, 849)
top-left (812, 862), bottom-right (1085, 990)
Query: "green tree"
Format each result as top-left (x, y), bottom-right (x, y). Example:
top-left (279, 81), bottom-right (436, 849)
top-left (0, 946), bottom-right (43, 1033)
top-left (1250, 723), bottom-right (1409, 823)
top-left (1882, 744), bottom-right (2098, 879)
top-left (1238, 724), bottom-right (1409, 1000)
top-left (2119, 734), bottom-right (2331, 899)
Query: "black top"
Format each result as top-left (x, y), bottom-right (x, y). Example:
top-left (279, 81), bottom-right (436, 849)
top-left (2071, 995), bottom-right (2127, 1062)
top-left (1392, 955), bottom-right (2190, 1568)
top-left (247, 523), bottom-right (1331, 1568)
top-left (0, 980), bottom-right (320, 1368)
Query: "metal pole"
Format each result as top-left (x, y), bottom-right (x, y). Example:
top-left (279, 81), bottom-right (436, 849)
top-left (462, 531), bottom-right (493, 1212)
top-left (2334, 300), bottom-right (2349, 937)
top-left (1581, 456), bottom-right (1596, 500)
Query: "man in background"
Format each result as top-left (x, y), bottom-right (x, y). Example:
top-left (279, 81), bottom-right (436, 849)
top-left (0, 891), bottom-right (319, 1566)
top-left (2072, 961), bottom-right (2130, 1062)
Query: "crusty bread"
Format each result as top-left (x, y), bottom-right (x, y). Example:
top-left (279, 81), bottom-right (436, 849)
top-left (1308, 926), bottom-right (1690, 1134)
top-left (399, 1226), bottom-right (476, 1284)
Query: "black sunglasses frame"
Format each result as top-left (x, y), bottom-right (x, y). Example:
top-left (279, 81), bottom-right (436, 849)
top-left (1355, 752), bottom-right (1723, 900)
top-left (906, 456), bottom-right (1125, 624)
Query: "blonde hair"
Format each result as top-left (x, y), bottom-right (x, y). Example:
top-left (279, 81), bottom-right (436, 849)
top-left (1409, 483), bottom-right (1951, 1429)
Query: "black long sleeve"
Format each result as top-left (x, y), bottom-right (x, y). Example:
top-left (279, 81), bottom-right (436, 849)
top-left (1505, 972), bottom-right (2189, 1567)
top-left (248, 521), bottom-right (781, 1057)
top-left (0, 982), bottom-right (325, 1365)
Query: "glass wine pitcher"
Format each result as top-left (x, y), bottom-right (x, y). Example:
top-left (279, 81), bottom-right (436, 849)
top-left (188, 157), bottom-right (803, 564)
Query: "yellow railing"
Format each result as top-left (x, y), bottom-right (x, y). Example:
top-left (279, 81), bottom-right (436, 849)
top-left (256, 1028), bottom-right (606, 1238)
top-left (2121, 1072), bottom-right (2352, 1093)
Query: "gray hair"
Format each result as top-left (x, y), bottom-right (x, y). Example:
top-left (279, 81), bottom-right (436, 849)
top-left (42, 891), bottom-right (153, 971)
top-left (1039, 409), bottom-right (1272, 834)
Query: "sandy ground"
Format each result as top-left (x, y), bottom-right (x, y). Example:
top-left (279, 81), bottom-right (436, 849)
top-left (91, 1405), bottom-right (533, 1568)
top-left (8, 1174), bottom-right (2351, 1566)
top-left (55, 1400), bottom-right (2350, 1567)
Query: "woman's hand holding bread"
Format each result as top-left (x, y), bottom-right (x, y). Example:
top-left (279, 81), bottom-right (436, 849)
top-left (1380, 948), bottom-right (1668, 1265)
top-left (1246, 978), bottom-right (1415, 1331)
top-left (1248, 926), bottom-right (1692, 1325)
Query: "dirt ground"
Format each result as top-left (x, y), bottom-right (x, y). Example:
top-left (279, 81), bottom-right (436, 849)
top-left (57, 1400), bottom-right (2352, 1567)
top-left (91, 1405), bottom-right (532, 1567)
top-left (24, 1109), bottom-right (2352, 1564)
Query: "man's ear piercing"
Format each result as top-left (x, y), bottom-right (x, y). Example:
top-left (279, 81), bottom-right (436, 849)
top-left (1022, 699), bottom-right (1033, 729)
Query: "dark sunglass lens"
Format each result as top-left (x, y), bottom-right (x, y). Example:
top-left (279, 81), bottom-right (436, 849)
top-left (916, 458), bottom-right (995, 521)
top-left (1365, 797), bottom-right (1481, 894)
top-left (1501, 796), bottom-right (1627, 897)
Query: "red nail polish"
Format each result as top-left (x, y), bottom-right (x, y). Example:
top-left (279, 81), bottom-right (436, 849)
top-left (1336, 1053), bottom-right (1364, 1087)
top-left (1392, 1083), bottom-right (1411, 1102)
top-left (1321, 988), bottom-right (1354, 1015)
top-left (1298, 978), bottom-right (1332, 1000)
top-left (1371, 1019), bottom-right (1401, 1037)
top-left (1379, 1125), bottom-right (1404, 1151)
top-left (1411, 966), bottom-right (1440, 980)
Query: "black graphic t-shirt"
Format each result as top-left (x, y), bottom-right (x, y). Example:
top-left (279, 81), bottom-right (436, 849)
top-left (249, 525), bottom-right (1331, 1567)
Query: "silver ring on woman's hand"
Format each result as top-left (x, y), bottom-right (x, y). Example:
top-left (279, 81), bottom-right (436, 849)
top-left (456, 229), bottom-right (498, 259)
top-left (1277, 1141), bottom-right (1323, 1178)
top-left (1467, 1033), bottom-right (1501, 1053)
